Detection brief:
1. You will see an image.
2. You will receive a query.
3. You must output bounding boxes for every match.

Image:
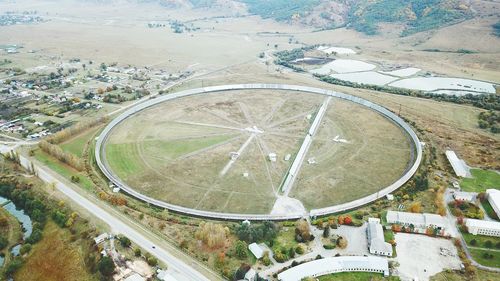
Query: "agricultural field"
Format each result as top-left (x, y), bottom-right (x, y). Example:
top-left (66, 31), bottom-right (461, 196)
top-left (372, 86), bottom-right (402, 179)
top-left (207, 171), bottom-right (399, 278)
top-left (104, 89), bottom-right (412, 214)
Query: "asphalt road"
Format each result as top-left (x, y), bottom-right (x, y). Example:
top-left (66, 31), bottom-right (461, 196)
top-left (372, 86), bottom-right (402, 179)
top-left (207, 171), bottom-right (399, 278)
top-left (14, 152), bottom-right (214, 281)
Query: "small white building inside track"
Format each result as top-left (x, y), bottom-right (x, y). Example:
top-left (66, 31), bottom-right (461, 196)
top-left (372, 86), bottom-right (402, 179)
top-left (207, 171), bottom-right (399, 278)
top-left (486, 189), bottom-right (500, 218)
top-left (277, 256), bottom-right (389, 281)
top-left (466, 218), bottom-right (500, 237)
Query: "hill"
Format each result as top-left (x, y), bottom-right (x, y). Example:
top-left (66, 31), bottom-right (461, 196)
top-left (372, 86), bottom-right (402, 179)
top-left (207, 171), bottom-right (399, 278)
top-left (237, 0), bottom-right (475, 36)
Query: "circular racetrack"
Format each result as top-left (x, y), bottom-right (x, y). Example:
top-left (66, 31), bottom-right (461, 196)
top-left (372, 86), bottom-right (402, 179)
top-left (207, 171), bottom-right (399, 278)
top-left (95, 84), bottom-right (422, 220)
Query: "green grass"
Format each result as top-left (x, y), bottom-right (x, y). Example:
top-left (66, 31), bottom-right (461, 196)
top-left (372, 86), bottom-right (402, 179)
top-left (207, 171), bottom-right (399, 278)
top-left (319, 271), bottom-right (399, 280)
top-left (105, 143), bottom-right (144, 179)
top-left (145, 135), bottom-right (236, 160)
top-left (461, 231), bottom-right (500, 248)
top-left (481, 200), bottom-right (500, 221)
top-left (60, 127), bottom-right (100, 158)
top-left (460, 169), bottom-right (500, 192)
top-left (106, 134), bottom-right (235, 179)
top-left (469, 248), bottom-right (500, 268)
top-left (431, 269), bottom-right (500, 281)
top-left (271, 225), bottom-right (300, 254)
top-left (33, 150), bottom-right (94, 191)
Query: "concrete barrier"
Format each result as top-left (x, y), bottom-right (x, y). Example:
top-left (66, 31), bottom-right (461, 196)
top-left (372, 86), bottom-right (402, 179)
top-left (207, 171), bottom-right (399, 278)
top-left (95, 84), bottom-right (422, 220)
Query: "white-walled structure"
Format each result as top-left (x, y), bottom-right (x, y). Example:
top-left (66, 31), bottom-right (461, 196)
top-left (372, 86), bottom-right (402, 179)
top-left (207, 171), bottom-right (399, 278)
top-left (248, 243), bottom-right (265, 259)
top-left (466, 219), bottom-right (500, 237)
top-left (486, 189), bottom-right (500, 218)
top-left (445, 150), bottom-right (471, 178)
top-left (277, 256), bottom-right (389, 281)
top-left (386, 211), bottom-right (449, 235)
top-left (453, 192), bottom-right (475, 202)
top-left (367, 218), bottom-right (393, 257)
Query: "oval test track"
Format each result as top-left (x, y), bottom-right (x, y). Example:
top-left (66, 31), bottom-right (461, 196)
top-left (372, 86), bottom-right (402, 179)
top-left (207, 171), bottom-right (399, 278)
top-left (95, 84), bottom-right (422, 220)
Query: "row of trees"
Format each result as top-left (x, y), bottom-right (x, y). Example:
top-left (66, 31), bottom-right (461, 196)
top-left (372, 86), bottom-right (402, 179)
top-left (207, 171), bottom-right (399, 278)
top-left (316, 74), bottom-right (500, 111)
top-left (46, 116), bottom-right (108, 144)
top-left (39, 140), bottom-right (84, 171)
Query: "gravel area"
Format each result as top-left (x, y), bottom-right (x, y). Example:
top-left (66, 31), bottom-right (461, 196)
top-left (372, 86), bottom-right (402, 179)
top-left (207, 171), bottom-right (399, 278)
top-left (394, 233), bottom-right (461, 281)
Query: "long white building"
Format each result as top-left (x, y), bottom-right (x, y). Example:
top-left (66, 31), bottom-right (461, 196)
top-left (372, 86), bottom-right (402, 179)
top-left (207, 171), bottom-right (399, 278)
top-left (386, 211), bottom-right (449, 235)
top-left (367, 218), bottom-right (393, 257)
top-left (466, 218), bottom-right (500, 237)
top-left (277, 256), bottom-right (389, 281)
top-left (486, 189), bottom-right (500, 218)
top-left (445, 150), bottom-right (471, 178)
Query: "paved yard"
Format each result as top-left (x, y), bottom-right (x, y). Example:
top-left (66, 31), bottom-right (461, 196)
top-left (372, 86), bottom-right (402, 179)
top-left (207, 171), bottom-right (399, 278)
top-left (330, 224), bottom-right (369, 256)
top-left (394, 233), bottom-right (461, 281)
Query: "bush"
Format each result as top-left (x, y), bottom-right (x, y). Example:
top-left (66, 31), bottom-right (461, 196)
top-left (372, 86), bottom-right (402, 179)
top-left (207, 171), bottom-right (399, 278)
top-left (98, 256), bottom-right (115, 276)
top-left (484, 240), bottom-right (493, 248)
top-left (295, 245), bottom-right (304, 255)
top-left (20, 243), bottom-right (32, 255)
top-left (134, 248), bottom-right (141, 257)
top-left (0, 235), bottom-right (7, 250)
top-left (262, 252), bottom-right (271, 266)
top-left (323, 244), bottom-right (336, 250)
top-left (234, 240), bottom-right (248, 259)
top-left (470, 239), bottom-right (477, 246)
top-left (118, 236), bottom-right (131, 248)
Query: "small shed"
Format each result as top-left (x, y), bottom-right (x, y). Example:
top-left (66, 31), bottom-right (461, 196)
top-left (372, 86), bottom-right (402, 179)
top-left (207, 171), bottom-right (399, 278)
top-left (248, 243), bottom-right (264, 259)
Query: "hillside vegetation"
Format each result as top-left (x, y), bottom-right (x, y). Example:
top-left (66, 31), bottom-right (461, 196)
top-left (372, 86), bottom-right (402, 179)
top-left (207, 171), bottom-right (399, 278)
top-left (238, 0), bottom-right (473, 36)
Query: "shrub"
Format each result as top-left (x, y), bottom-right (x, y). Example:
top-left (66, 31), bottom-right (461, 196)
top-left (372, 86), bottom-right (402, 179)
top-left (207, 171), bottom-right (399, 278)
top-left (98, 256), bottom-right (115, 276)
top-left (295, 245), bottom-right (304, 255)
top-left (234, 240), bottom-right (248, 259)
top-left (134, 248), bottom-right (141, 257)
top-left (484, 240), bottom-right (493, 248)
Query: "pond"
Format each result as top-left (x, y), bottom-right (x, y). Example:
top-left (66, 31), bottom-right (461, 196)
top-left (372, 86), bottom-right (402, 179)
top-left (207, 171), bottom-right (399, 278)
top-left (0, 195), bottom-right (33, 240)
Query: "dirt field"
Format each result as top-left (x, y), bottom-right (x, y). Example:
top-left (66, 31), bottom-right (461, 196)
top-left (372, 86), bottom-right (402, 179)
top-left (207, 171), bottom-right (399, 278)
top-left (105, 90), bottom-right (320, 213)
top-left (292, 98), bottom-right (411, 209)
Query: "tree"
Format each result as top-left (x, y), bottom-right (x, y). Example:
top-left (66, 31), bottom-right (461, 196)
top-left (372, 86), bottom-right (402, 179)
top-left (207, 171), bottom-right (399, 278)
top-left (343, 215), bottom-right (352, 225)
top-left (485, 240), bottom-right (493, 248)
top-left (98, 256), bottom-right (115, 276)
top-left (409, 202), bottom-right (422, 213)
top-left (337, 236), bottom-right (348, 249)
top-left (295, 219), bottom-right (311, 242)
top-left (234, 240), bottom-right (247, 259)
top-left (323, 226), bottom-right (330, 238)
top-left (134, 248), bottom-right (141, 257)
top-left (119, 235), bottom-right (131, 248)
top-left (470, 239), bottom-right (477, 246)
top-left (0, 235), bottom-right (8, 250)
top-left (20, 243), bottom-right (32, 255)
top-left (295, 245), bottom-right (304, 255)
top-left (146, 255), bottom-right (158, 266)
top-left (288, 247), bottom-right (295, 259)
top-left (195, 222), bottom-right (227, 249)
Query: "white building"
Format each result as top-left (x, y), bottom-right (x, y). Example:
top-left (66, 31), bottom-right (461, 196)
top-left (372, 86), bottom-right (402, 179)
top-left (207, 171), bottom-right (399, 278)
top-left (248, 243), bottom-right (265, 259)
top-left (367, 218), bottom-right (392, 257)
top-left (124, 273), bottom-right (146, 281)
top-left (445, 150), bottom-right (471, 178)
top-left (486, 189), bottom-right (500, 218)
top-left (268, 153), bottom-right (277, 162)
top-left (466, 219), bottom-right (500, 237)
top-left (94, 233), bottom-right (109, 244)
top-left (277, 256), bottom-right (389, 281)
top-left (386, 211), bottom-right (448, 234)
top-left (453, 192), bottom-right (475, 202)
top-left (244, 268), bottom-right (257, 281)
